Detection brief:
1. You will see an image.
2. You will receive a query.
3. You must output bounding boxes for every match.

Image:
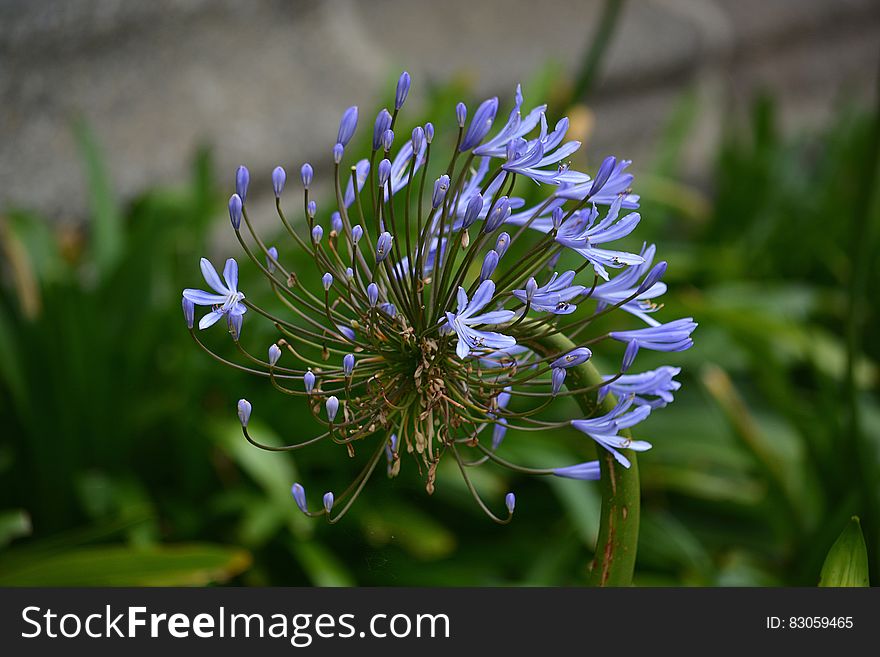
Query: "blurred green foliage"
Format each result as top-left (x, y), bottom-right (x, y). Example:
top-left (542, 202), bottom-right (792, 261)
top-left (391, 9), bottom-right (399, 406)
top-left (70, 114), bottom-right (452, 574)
top-left (0, 76), bottom-right (877, 585)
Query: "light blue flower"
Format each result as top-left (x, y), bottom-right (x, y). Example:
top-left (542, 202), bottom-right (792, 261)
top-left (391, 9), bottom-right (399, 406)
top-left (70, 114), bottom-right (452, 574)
top-left (554, 198), bottom-right (645, 280)
top-left (592, 244), bottom-right (667, 325)
top-left (552, 461), bottom-right (601, 480)
top-left (473, 84), bottom-right (546, 158)
top-left (609, 318), bottom-right (697, 352)
top-left (500, 115), bottom-right (587, 185)
top-left (183, 258), bottom-right (247, 331)
top-left (445, 280), bottom-right (516, 359)
top-left (512, 271), bottom-right (586, 314)
top-left (571, 397), bottom-right (653, 468)
top-left (599, 366), bottom-right (682, 408)
top-left (558, 157), bottom-right (640, 208)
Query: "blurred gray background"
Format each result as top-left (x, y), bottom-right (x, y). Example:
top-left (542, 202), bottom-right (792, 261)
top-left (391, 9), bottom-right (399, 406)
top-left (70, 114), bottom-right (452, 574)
top-left (2, 0), bottom-right (878, 220)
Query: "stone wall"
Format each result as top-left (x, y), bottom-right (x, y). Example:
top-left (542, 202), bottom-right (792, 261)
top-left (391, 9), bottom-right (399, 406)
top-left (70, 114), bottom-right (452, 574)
top-left (1, 0), bottom-right (878, 221)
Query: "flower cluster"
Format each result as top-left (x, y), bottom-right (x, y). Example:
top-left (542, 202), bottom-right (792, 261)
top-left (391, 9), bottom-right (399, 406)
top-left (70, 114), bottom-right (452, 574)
top-left (182, 72), bottom-right (696, 523)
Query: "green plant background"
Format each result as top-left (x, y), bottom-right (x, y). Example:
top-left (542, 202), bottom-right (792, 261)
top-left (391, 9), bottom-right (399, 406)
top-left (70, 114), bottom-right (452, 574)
top-left (0, 61), bottom-right (878, 586)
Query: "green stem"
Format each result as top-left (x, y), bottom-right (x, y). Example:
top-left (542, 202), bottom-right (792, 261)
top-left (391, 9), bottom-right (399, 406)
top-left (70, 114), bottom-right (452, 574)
top-left (530, 331), bottom-right (640, 587)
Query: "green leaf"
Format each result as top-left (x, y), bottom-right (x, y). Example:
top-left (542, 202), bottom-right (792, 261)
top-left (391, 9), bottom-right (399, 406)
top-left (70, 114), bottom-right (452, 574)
top-left (0, 544), bottom-right (251, 586)
top-left (72, 118), bottom-right (123, 279)
top-left (819, 516), bottom-right (869, 587)
top-left (0, 510), bottom-right (32, 548)
top-left (289, 540), bottom-right (355, 587)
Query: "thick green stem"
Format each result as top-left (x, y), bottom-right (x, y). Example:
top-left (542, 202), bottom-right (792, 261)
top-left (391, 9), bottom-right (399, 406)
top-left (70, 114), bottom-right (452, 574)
top-left (530, 332), bottom-right (640, 586)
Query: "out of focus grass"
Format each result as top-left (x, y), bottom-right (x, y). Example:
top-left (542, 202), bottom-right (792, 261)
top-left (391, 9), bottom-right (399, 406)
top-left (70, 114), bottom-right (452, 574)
top-left (0, 78), bottom-right (877, 585)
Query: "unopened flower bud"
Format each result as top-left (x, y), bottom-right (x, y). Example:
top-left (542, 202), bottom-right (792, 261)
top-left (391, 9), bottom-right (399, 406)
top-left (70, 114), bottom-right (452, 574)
top-left (311, 225), bottom-right (323, 244)
top-left (505, 492), bottom-right (516, 514)
top-left (182, 297), bottom-right (194, 329)
top-left (376, 232), bottom-right (393, 262)
top-left (266, 246), bottom-right (278, 273)
top-left (272, 166), bottom-right (286, 198)
top-left (378, 159), bottom-right (392, 186)
top-left (455, 102), bottom-right (467, 128)
top-left (323, 491), bottom-right (335, 513)
top-left (228, 194), bottom-right (242, 230)
top-left (304, 370), bottom-right (316, 393)
top-left (480, 250), bottom-right (499, 281)
top-left (291, 483), bottom-right (308, 513)
top-left (326, 395), bottom-right (339, 422)
top-left (268, 344), bottom-right (282, 366)
top-left (367, 282), bottom-right (379, 306)
top-left (373, 108), bottom-right (392, 151)
top-left (395, 71), bottom-right (411, 110)
top-left (235, 165), bottom-right (249, 204)
top-left (432, 174), bottom-right (450, 209)
top-left (322, 272), bottom-right (333, 291)
top-left (337, 106), bottom-right (358, 147)
top-left (462, 193), bottom-right (483, 229)
top-left (237, 399), bottom-right (252, 427)
top-left (343, 354), bottom-right (355, 377)
top-left (301, 163), bottom-right (313, 189)
top-left (551, 367), bottom-right (567, 396)
top-left (495, 232), bottom-right (511, 257)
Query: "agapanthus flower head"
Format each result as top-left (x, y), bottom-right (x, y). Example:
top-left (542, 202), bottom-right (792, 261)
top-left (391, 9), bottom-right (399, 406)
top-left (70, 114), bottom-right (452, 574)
top-left (182, 74), bottom-right (695, 524)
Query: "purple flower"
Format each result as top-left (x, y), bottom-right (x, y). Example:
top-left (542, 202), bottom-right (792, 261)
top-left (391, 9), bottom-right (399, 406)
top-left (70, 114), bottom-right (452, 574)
top-left (333, 143), bottom-right (344, 164)
top-left (551, 347), bottom-right (592, 369)
top-left (505, 492), bottom-right (516, 514)
top-left (483, 197), bottom-right (512, 233)
top-left (432, 174), bottom-right (450, 209)
top-left (559, 158), bottom-right (639, 209)
top-left (551, 367), bottom-right (566, 395)
top-left (488, 387), bottom-right (511, 449)
top-left (592, 244), bottom-right (667, 324)
top-left (337, 106), bottom-right (358, 147)
top-left (456, 102), bottom-right (467, 127)
top-left (621, 340), bottom-right (639, 373)
top-left (610, 318), bottom-right (697, 352)
top-left (500, 116), bottom-right (586, 186)
top-left (322, 272), bottom-right (333, 291)
top-left (182, 296), bottom-right (194, 329)
top-left (323, 492), bottom-right (335, 513)
top-left (304, 370), bottom-right (316, 393)
top-left (268, 344), bottom-right (282, 366)
top-left (571, 397), bottom-right (653, 468)
top-left (552, 461), bottom-right (601, 480)
top-left (228, 194), bottom-right (242, 230)
top-left (367, 282), bottom-right (379, 306)
top-left (326, 396), bottom-right (340, 422)
top-left (373, 108), bottom-right (392, 150)
top-left (377, 158), bottom-right (392, 187)
top-left (512, 271), bottom-right (585, 314)
top-left (343, 354), bottom-right (355, 377)
top-left (272, 166), bottom-right (286, 198)
top-left (554, 198), bottom-right (645, 280)
top-left (343, 160), bottom-right (371, 208)
top-left (183, 258), bottom-right (247, 330)
top-left (459, 97), bottom-right (499, 151)
top-left (424, 122), bottom-right (434, 143)
top-left (237, 399), bottom-right (252, 427)
top-left (301, 163), bottom-right (313, 189)
top-left (471, 85), bottom-right (544, 160)
top-left (395, 71), bottom-right (411, 110)
top-left (480, 250), bottom-right (500, 281)
top-left (599, 366), bottom-right (682, 409)
top-left (291, 483), bottom-right (308, 513)
top-left (495, 232), bottom-right (511, 257)
top-left (445, 280), bottom-right (516, 359)
top-left (375, 231), bottom-right (393, 262)
top-left (311, 225), bottom-right (323, 243)
top-left (235, 165), bottom-right (249, 204)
